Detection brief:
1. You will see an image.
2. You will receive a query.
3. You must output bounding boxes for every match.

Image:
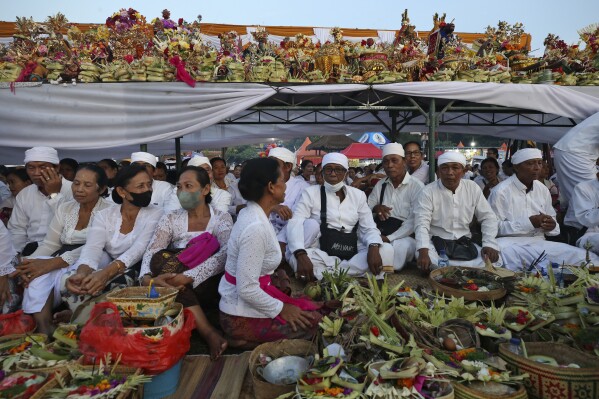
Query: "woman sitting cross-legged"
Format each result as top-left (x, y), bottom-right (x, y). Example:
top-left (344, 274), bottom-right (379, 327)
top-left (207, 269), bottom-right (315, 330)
top-left (65, 165), bottom-right (163, 299)
top-left (140, 166), bottom-right (231, 359)
top-left (14, 165), bottom-right (112, 334)
top-left (219, 158), bottom-right (322, 349)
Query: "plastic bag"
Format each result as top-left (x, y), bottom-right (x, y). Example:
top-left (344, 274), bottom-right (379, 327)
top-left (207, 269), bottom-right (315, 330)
top-left (0, 310), bottom-right (36, 336)
top-left (78, 302), bottom-right (195, 374)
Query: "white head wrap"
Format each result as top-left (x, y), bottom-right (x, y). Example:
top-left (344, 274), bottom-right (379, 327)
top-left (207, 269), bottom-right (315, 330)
top-left (438, 151), bottom-right (467, 166)
top-left (24, 146), bottom-right (59, 165)
top-left (131, 152), bottom-right (157, 167)
top-left (268, 147), bottom-right (295, 164)
top-left (511, 148), bottom-right (542, 165)
top-left (382, 143), bottom-right (405, 158)
top-left (188, 156), bottom-right (211, 169)
top-left (322, 153), bottom-right (349, 170)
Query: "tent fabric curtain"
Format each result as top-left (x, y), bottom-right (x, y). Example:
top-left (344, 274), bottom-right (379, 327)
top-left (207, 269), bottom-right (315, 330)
top-left (0, 82), bottom-right (275, 149)
top-left (375, 82), bottom-right (599, 120)
top-left (1, 82), bottom-right (598, 163)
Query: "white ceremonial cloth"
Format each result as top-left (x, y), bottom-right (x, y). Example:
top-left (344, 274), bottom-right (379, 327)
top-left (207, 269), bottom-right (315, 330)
top-left (488, 175), bottom-right (599, 270)
top-left (75, 205), bottom-right (163, 270)
top-left (219, 202), bottom-right (284, 319)
top-left (8, 178), bottom-right (73, 252)
top-left (368, 174), bottom-right (424, 270)
top-left (414, 179), bottom-right (499, 268)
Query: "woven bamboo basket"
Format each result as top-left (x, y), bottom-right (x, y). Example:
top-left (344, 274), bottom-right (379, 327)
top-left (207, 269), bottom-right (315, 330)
top-left (499, 342), bottom-right (599, 399)
top-left (429, 267), bottom-right (507, 301)
top-left (248, 339), bottom-right (316, 399)
top-left (453, 381), bottom-right (528, 399)
top-left (106, 286), bottom-right (178, 320)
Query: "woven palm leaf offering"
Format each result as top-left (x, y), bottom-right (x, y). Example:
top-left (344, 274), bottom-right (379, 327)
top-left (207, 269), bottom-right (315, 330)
top-left (45, 355), bottom-right (149, 399)
top-left (430, 267), bottom-right (507, 301)
top-left (0, 333), bottom-right (79, 373)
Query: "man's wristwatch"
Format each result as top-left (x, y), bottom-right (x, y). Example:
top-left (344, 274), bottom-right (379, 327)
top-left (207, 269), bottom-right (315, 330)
top-left (369, 243), bottom-right (381, 248)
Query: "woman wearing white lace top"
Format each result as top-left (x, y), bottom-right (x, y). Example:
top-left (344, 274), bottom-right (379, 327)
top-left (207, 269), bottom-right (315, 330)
top-left (219, 158), bottom-right (321, 348)
top-left (65, 165), bottom-right (163, 300)
top-left (12, 165), bottom-right (112, 334)
top-left (140, 166), bottom-right (232, 359)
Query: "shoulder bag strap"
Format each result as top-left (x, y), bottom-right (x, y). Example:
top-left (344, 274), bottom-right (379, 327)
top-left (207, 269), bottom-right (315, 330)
top-left (379, 182), bottom-right (387, 205)
top-left (320, 185), bottom-right (327, 232)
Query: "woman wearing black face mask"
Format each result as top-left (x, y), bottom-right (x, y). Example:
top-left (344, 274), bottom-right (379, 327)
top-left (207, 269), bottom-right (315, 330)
top-left (65, 165), bottom-right (163, 297)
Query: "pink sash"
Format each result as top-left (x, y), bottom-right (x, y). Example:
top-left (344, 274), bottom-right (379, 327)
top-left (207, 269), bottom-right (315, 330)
top-left (224, 271), bottom-right (319, 324)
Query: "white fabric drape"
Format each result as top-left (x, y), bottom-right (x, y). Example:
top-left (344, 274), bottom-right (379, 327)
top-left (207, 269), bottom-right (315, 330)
top-left (377, 30), bottom-right (396, 44)
top-left (2, 82), bottom-right (599, 163)
top-left (0, 82), bottom-right (275, 149)
top-left (376, 82), bottom-right (599, 120)
top-left (313, 27), bottom-right (333, 44)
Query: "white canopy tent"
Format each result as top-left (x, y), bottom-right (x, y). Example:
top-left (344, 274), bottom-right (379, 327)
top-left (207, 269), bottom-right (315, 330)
top-left (1, 81), bottom-right (599, 164)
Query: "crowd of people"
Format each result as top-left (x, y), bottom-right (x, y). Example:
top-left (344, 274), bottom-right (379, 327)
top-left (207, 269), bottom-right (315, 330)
top-left (0, 142), bottom-right (598, 359)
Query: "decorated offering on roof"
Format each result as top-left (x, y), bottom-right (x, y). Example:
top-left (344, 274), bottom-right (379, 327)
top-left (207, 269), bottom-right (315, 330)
top-left (0, 8), bottom-right (597, 85)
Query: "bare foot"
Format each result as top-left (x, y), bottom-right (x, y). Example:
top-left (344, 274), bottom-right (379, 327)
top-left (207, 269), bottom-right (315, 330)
top-left (205, 329), bottom-right (228, 360)
top-left (53, 310), bottom-right (73, 324)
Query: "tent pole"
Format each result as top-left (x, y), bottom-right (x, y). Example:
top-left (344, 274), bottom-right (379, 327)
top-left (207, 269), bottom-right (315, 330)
top-left (140, 144), bottom-right (147, 152)
top-left (427, 99), bottom-right (437, 183)
top-left (221, 147), bottom-right (227, 159)
top-left (390, 111), bottom-right (398, 142)
top-left (175, 137), bottom-right (182, 172)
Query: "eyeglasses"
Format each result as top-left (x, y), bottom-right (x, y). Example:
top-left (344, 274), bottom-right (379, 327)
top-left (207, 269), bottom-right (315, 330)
top-left (323, 167), bottom-right (347, 175)
top-left (405, 151), bottom-right (422, 157)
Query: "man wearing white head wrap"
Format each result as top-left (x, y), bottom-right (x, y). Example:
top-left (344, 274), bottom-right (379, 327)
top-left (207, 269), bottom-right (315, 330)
top-left (414, 151), bottom-right (501, 273)
top-left (186, 156), bottom-right (232, 214)
top-left (368, 143), bottom-right (423, 271)
top-left (129, 151), bottom-right (179, 212)
top-left (268, 148), bottom-right (310, 248)
top-left (8, 147), bottom-right (73, 255)
top-left (287, 153), bottom-right (394, 281)
top-left (489, 149), bottom-right (599, 271)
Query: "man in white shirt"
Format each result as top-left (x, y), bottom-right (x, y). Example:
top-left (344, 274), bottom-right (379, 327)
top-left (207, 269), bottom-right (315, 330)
top-left (130, 152), bottom-right (180, 212)
top-left (187, 156), bottom-right (232, 214)
top-left (414, 152), bottom-right (500, 273)
top-left (563, 168), bottom-right (599, 256)
top-left (368, 143), bottom-right (423, 271)
top-left (488, 149), bottom-right (598, 271)
top-left (268, 147), bottom-right (310, 246)
top-left (404, 141), bottom-right (430, 184)
top-left (287, 153), bottom-right (393, 281)
top-left (553, 112), bottom-right (599, 209)
top-left (8, 147), bottom-right (73, 255)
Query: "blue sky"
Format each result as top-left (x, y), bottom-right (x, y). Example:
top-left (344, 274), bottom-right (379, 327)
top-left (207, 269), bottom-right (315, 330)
top-left (2, 1), bottom-right (598, 56)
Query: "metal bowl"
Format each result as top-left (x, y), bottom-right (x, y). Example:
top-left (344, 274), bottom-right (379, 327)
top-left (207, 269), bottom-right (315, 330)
top-left (257, 356), bottom-right (309, 385)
